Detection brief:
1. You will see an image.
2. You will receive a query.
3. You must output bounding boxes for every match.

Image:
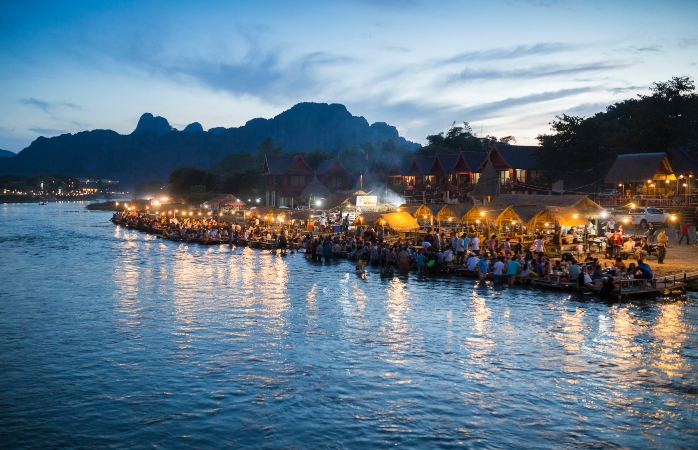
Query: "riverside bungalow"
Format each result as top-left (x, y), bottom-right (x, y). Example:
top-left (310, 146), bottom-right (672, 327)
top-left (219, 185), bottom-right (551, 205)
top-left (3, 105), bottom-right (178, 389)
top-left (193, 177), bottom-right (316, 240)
top-left (263, 155), bottom-right (314, 206)
top-left (478, 144), bottom-right (545, 194)
top-left (316, 157), bottom-right (354, 193)
top-left (605, 150), bottom-right (698, 203)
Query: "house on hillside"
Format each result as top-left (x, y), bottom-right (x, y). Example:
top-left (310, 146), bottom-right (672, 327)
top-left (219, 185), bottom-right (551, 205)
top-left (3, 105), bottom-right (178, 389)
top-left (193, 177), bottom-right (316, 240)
top-left (262, 155), bottom-right (314, 206)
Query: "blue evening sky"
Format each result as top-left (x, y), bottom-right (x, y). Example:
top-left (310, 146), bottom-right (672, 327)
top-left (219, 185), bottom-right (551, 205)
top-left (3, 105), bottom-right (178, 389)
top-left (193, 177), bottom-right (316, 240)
top-left (1, 0), bottom-right (696, 152)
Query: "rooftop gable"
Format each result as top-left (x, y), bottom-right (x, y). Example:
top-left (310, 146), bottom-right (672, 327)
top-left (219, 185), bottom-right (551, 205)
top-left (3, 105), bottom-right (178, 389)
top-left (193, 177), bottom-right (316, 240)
top-left (604, 152), bottom-right (675, 183)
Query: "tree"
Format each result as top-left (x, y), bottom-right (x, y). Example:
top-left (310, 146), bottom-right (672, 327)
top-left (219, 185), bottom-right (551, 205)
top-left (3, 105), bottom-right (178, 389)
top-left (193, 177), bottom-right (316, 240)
top-left (255, 138), bottom-right (284, 163)
top-left (535, 77), bottom-right (698, 188)
top-left (416, 122), bottom-right (486, 155)
top-left (168, 168), bottom-right (219, 198)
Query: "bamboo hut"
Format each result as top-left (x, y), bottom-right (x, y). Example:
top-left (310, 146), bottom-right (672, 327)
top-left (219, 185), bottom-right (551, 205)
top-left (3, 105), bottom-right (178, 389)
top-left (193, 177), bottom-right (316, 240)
top-left (413, 203), bottom-right (445, 226)
top-left (396, 204), bottom-right (420, 217)
top-left (436, 203), bottom-right (474, 224)
top-left (461, 204), bottom-right (506, 237)
top-left (527, 206), bottom-right (588, 231)
top-left (353, 212), bottom-right (383, 227)
top-left (323, 189), bottom-right (367, 211)
top-left (495, 194), bottom-right (608, 219)
top-left (493, 205), bottom-right (545, 238)
top-left (249, 206), bottom-right (291, 228)
top-left (461, 204), bottom-right (507, 224)
top-left (379, 212), bottom-right (420, 233)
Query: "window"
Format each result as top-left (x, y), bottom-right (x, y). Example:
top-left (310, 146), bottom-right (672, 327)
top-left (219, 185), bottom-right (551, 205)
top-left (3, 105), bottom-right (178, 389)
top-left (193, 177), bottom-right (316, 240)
top-left (529, 170), bottom-right (542, 181)
top-left (515, 169), bottom-right (527, 181)
top-left (424, 175), bottom-right (434, 187)
top-left (330, 176), bottom-right (343, 188)
top-left (289, 176), bottom-right (305, 186)
top-left (405, 176), bottom-right (416, 186)
top-left (499, 170), bottom-right (509, 185)
top-left (472, 173), bottom-right (480, 184)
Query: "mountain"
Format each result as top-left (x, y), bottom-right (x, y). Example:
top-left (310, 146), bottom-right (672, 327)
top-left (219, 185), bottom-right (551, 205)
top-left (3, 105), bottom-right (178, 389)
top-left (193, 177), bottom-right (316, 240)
top-left (132, 113), bottom-right (174, 136)
top-left (0, 103), bottom-right (420, 185)
top-left (0, 149), bottom-right (15, 158)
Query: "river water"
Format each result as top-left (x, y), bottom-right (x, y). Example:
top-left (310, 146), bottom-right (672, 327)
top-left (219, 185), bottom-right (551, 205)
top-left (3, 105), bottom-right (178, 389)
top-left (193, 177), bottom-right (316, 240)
top-left (1, 202), bottom-right (697, 448)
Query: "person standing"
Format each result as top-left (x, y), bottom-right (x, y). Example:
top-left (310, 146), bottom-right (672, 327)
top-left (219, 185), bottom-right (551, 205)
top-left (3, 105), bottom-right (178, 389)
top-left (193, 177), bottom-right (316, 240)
top-left (679, 222), bottom-right (690, 245)
top-left (656, 229), bottom-right (669, 264)
top-left (506, 256), bottom-right (521, 286)
top-left (455, 234), bottom-right (465, 265)
top-left (471, 234), bottom-right (481, 255)
top-left (607, 218), bottom-right (616, 234)
top-left (610, 230), bottom-right (623, 259)
top-left (646, 223), bottom-right (656, 244)
top-left (673, 221), bottom-right (681, 243)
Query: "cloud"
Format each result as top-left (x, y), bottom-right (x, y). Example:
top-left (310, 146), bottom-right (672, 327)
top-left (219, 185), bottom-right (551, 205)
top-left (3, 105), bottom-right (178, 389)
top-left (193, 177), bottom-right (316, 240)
top-left (456, 87), bottom-right (593, 119)
top-left (678, 37), bottom-right (697, 48)
top-left (28, 127), bottom-right (68, 136)
top-left (18, 98), bottom-right (80, 114)
top-left (443, 42), bottom-right (578, 64)
top-left (449, 61), bottom-right (633, 83)
top-left (609, 85), bottom-right (646, 94)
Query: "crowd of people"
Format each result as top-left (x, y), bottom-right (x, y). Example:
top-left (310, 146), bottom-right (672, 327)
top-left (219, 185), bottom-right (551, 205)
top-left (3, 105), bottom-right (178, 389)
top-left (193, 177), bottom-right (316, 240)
top-left (113, 209), bottom-right (667, 296)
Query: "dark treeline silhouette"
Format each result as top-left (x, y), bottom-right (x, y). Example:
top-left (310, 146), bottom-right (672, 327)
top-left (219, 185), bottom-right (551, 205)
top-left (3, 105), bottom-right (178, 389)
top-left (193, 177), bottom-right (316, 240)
top-left (535, 76), bottom-right (698, 187)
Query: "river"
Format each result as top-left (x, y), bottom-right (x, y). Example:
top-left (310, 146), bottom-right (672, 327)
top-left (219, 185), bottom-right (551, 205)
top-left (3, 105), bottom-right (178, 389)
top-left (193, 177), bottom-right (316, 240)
top-left (1, 202), bottom-right (697, 448)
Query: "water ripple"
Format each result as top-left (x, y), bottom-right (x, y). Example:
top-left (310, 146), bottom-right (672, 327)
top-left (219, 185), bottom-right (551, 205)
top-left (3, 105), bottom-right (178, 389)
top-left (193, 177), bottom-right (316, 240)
top-left (1, 203), bottom-right (697, 448)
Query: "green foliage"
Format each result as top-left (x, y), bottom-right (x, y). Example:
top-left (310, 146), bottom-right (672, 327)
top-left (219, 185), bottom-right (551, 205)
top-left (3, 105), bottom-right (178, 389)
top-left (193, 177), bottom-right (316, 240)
top-left (535, 76), bottom-right (698, 187)
top-left (416, 122), bottom-right (486, 156)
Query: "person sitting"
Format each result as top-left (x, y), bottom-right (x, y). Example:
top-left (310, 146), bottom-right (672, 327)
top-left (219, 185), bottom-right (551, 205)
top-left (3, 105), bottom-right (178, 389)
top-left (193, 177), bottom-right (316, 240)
top-left (634, 238), bottom-right (649, 260)
top-left (577, 266), bottom-right (600, 287)
top-left (614, 257), bottom-right (626, 270)
top-left (621, 237), bottom-right (636, 259)
top-left (591, 266), bottom-right (604, 281)
top-left (634, 259), bottom-right (654, 280)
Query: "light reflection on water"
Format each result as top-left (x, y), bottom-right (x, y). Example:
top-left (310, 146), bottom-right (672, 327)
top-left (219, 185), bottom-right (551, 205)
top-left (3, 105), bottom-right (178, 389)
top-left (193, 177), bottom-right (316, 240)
top-left (0, 202), bottom-right (697, 448)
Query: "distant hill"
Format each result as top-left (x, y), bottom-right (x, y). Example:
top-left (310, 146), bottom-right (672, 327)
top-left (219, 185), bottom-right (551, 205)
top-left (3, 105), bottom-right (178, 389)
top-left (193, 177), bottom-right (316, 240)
top-left (0, 103), bottom-right (419, 185)
top-left (0, 149), bottom-right (15, 158)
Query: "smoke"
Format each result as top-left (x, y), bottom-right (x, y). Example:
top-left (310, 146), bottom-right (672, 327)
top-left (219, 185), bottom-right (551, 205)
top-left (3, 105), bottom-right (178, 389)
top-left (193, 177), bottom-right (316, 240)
top-left (378, 185), bottom-right (406, 207)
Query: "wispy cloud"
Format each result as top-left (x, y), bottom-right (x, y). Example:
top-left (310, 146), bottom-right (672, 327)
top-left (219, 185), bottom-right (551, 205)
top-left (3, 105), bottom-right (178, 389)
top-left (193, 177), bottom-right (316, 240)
top-left (18, 98), bottom-right (80, 114)
top-left (29, 127), bottom-right (68, 136)
top-left (678, 37), bottom-right (697, 48)
top-left (457, 87), bottom-right (593, 119)
top-left (443, 42), bottom-right (578, 64)
top-left (449, 61), bottom-right (633, 83)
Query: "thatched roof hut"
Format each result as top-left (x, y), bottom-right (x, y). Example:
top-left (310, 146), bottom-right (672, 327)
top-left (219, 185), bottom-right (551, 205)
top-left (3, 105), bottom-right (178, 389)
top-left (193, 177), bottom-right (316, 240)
top-left (353, 212), bottom-right (383, 227)
top-left (605, 152), bottom-right (676, 183)
top-left (250, 206), bottom-right (291, 222)
top-left (323, 189), bottom-right (367, 211)
top-left (396, 204), bottom-right (420, 217)
top-left (494, 194), bottom-right (609, 219)
top-left (413, 203), bottom-right (444, 221)
top-left (205, 194), bottom-right (245, 208)
top-left (436, 203), bottom-right (474, 223)
top-left (493, 205), bottom-right (545, 230)
top-left (379, 212), bottom-right (420, 232)
top-left (528, 206), bottom-right (589, 230)
top-left (461, 204), bottom-right (507, 223)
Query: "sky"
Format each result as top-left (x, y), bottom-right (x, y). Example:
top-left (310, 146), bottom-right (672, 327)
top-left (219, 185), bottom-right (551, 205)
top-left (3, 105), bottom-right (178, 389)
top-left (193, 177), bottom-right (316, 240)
top-left (0, 0), bottom-right (697, 152)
